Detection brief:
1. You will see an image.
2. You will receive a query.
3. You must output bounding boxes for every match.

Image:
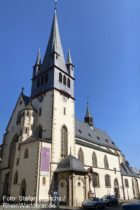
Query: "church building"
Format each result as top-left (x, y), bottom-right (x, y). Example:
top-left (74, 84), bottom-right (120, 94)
top-left (0, 6), bottom-right (140, 207)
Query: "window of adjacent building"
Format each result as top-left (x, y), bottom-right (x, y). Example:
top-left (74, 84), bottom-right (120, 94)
top-left (24, 148), bottom-right (29, 159)
top-left (92, 172), bottom-right (100, 187)
top-left (78, 148), bottom-right (84, 165)
top-left (92, 152), bottom-right (98, 168)
top-left (13, 171), bottom-right (18, 185)
top-left (63, 75), bottom-right (66, 85)
top-left (105, 174), bottom-right (111, 187)
top-left (67, 78), bottom-right (71, 88)
top-left (42, 177), bottom-right (46, 185)
top-left (104, 155), bottom-right (109, 169)
top-left (125, 179), bottom-right (129, 188)
top-left (39, 108), bottom-right (42, 116)
top-left (37, 78), bottom-right (40, 88)
top-left (61, 126), bottom-right (68, 158)
top-left (59, 72), bottom-right (62, 83)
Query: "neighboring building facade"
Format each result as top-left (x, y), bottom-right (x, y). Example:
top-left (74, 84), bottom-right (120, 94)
top-left (0, 7), bottom-right (140, 207)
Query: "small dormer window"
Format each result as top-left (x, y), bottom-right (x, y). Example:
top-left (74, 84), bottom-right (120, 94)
top-left (56, 54), bottom-right (58, 59)
top-left (88, 133), bottom-right (91, 138)
top-left (78, 129), bottom-right (82, 134)
top-left (105, 139), bottom-right (109, 142)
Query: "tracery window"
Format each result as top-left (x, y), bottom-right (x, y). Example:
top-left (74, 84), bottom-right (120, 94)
top-left (104, 155), bottom-right (109, 169)
top-left (105, 174), bottom-right (111, 187)
top-left (61, 126), bottom-right (68, 157)
top-left (92, 152), bottom-right (98, 167)
top-left (78, 148), bottom-right (84, 164)
top-left (92, 172), bottom-right (100, 187)
top-left (125, 179), bottom-right (129, 188)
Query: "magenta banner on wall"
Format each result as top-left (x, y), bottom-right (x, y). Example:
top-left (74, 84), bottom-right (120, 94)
top-left (40, 147), bottom-right (50, 171)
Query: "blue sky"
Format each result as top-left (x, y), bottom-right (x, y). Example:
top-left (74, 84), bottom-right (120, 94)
top-left (0, 0), bottom-right (140, 168)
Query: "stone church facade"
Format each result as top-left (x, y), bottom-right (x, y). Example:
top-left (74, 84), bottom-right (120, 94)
top-left (0, 7), bottom-right (140, 207)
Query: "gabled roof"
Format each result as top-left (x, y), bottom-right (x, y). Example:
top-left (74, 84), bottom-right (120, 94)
top-left (120, 162), bottom-right (138, 177)
top-left (56, 154), bottom-right (87, 173)
top-left (75, 120), bottom-right (119, 151)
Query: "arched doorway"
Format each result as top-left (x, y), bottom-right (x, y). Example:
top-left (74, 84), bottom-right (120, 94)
top-left (20, 179), bottom-right (26, 196)
top-left (59, 179), bottom-right (68, 203)
top-left (114, 179), bottom-right (119, 197)
top-left (75, 179), bottom-right (85, 206)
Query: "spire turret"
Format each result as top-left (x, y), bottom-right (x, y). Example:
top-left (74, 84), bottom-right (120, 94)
top-left (84, 102), bottom-right (94, 127)
top-left (66, 49), bottom-right (74, 76)
top-left (33, 49), bottom-right (42, 77)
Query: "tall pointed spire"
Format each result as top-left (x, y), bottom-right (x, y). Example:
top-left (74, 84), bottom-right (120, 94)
top-left (33, 48), bottom-right (42, 77)
top-left (42, 7), bottom-right (67, 72)
top-left (84, 102), bottom-right (94, 127)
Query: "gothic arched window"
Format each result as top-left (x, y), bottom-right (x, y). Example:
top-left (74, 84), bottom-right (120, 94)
top-left (61, 126), bottom-right (68, 157)
top-left (104, 155), bottom-right (109, 169)
top-left (24, 148), bottom-right (29, 159)
top-left (92, 172), bottom-right (100, 187)
top-left (36, 125), bottom-right (43, 138)
top-left (92, 152), bottom-right (97, 168)
top-left (105, 174), bottom-right (111, 187)
top-left (78, 148), bottom-right (84, 165)
top-left (125, 179), bottom-right (129, 188)
top-left (67, 78), bottom-right (71, 88)
top-left (63, 75), bottom-right (66, 85)
top-left (13, 171), bottom-right (18, 185)
top-left (59, 72), bottom-right (62, 83)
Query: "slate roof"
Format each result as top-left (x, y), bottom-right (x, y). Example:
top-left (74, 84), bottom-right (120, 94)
top-left (120, 162), bottom-right (138, 177)
top-left (56, 154), bottom-right (87, 173)
top-left (75, 120), bottom-right (119, 151)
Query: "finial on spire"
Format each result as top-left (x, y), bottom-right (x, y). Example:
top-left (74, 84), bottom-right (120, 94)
top-left (54, 0), bottom-right (58, 11)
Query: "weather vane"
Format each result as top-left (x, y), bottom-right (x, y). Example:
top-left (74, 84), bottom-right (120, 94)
top-left (54, 0), bottom-right (58, 10)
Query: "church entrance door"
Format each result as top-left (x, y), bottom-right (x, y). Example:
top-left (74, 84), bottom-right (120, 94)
top-left (59, 179), bottom-right (68, 203)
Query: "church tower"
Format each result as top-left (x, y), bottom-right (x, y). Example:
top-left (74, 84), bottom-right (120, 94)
top-left (31, 8), bottom-right (75, 166)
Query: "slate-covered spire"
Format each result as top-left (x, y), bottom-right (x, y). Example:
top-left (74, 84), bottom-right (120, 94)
top-left (42, 9), bottom-right (67, 72)
top-left (84, 102), bottom-right (94, 127)
top-left (33, 49), bottom-right (42, 77)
